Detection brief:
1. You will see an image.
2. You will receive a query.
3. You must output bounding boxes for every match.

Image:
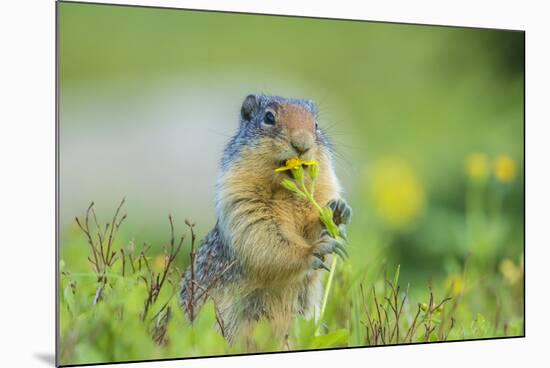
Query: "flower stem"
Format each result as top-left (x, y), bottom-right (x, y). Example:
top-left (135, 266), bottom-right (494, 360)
top-left (315, 255), bottom-right (338, 335)
top-left (281, 163), bottom-right (343, 335)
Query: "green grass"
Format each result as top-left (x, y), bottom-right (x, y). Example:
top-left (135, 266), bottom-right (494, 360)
top-left (59, 169), bottom-right (524, 365)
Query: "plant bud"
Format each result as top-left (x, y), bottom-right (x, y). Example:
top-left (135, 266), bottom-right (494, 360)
top-left (281, 179), bottom-right (299, 193)
top-left (292, 166), bottom-right (304, 183)
top-left (309, 163), bottom-right (319, 181)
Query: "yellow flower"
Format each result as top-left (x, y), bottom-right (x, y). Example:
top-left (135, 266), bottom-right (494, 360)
top-left (465, 153), bottom-right (490, 181)
top-left (499, 258), bottom-right (523, 285)
top-left (275, 157), bottom-right (318, 172)
top-left (153, 254), bottom-right (167, 272)
top-left (367, 157), bottom-right (425, 229)
top-left (494, 154), bottom-right (517, 183)
top-left (445, 275), bottom-right (465, 297)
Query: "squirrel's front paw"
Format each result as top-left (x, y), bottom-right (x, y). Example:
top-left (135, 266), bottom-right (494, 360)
top-left (327, 198), bottom-right (352, 226)
top-left (310, 229), bottom-right (348, 271)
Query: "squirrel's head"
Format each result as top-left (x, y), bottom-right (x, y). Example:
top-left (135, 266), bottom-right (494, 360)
top-left (221, 94), bottom-right (332, 173)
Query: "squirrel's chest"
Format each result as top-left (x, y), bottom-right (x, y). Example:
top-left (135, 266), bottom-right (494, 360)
top-left (271, 188), bottom-right (334, 235)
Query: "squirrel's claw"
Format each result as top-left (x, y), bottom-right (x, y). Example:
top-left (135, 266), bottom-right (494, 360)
top-left (312, 255), bottom-right (331, 272)
top-left (334, 241), bottom-right (349, 259)
top-left (315, 232), bottom-right (348, 260)
top-left (327, 198), bottom-right (352, 226)
top-left (338, 224), bottom-right (348, 242)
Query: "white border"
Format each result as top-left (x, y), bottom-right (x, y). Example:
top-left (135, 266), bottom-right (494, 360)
top-left (1, 1), bottom-right (548, 367)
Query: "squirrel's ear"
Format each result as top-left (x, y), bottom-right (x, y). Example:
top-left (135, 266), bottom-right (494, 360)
top-left (241, 94), bottom-right (258, 122)
top-left (306, 100), bottom-right (319, 117)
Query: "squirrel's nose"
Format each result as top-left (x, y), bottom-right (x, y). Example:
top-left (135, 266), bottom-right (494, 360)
top-left (290, 131), bottom-right (314, 155)
top-left (291, 143), bottom-right (309, 155)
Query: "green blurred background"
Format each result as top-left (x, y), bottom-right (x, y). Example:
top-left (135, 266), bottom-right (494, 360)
top-left (59, 0), bottom-right (524, 356)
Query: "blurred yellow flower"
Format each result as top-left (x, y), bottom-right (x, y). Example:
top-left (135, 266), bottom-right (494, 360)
top-left (368, 157), bottom-right (425, 229)
top-left (465, 153), bottom-right (490, 181)
top-left (494, 154), bottom-right (517, 183)
top-left (499, 257), bottom-right (523, 285)
top-left (153, 254), bottom-right (167, 272)
top-left (445, 275), bottom-right (465, 297)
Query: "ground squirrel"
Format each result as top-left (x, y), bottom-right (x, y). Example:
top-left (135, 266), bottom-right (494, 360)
top-left (180, 94), bottom-right (352, 345)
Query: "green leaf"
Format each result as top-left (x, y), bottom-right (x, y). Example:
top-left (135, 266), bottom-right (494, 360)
top-left (292, 315), bottom-right (317, 347)
top-left (309, 329), bottom-right (349, 348)
top-left (321, 206), bottom-right (333, 221)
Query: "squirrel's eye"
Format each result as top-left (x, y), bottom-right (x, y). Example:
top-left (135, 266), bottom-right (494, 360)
top-left (315, 122), bottom-right (319, 129)
top-left (263, 111), bottom-right (276, 125)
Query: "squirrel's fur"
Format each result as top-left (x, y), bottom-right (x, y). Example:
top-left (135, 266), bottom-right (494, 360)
top-left (180, 94), bottom-right (351, 346)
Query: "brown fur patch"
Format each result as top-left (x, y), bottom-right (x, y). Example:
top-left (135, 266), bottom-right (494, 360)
top-left (274, 103), bottom-right (315, 134)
